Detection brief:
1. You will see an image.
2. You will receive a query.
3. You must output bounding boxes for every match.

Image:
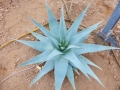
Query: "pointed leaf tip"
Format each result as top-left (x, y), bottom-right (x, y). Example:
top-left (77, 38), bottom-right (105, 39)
top-left (97, 20), bottom-right (104, 26)
top-left (67, 4), bottom-right (90, 38)
top-left (67, 65), bottom-right (76, 90)
top-left (30, 60), bottom-right (54, 86)
top-left (59, 5), bottom-right (67, 39)
top-left (77, 56), bottom-right (104, 87)
top-left (45, 0), bottom-right (59, 35)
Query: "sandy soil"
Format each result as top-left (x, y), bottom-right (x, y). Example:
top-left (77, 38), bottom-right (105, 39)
top-left (0, 0), bottom-right (120, 90)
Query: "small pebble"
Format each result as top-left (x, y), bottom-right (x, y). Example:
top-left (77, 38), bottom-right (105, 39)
top-left (26, 36), bottom-right (30, 39)
top-left (75, 76), bottom-right (78, 79)
top-left (37, 82), bottom-right (40, 85)
top-left (36, 66), bottom-right (41, 70)
top-left (0, 8), bottom-right (4, 11)
top-left (114, 75), bottom-right (116, 79)
top-left (116, 25), bottom-right (120, 30)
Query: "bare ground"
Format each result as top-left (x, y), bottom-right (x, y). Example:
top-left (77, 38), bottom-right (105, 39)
top-left (0, 0), bottom-right (120, 90)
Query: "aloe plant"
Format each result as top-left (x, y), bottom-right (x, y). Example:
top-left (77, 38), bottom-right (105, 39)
top-left (16, 2), bottom-right (119, 90)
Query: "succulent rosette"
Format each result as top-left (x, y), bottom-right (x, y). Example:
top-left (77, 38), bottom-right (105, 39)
top-left (17, 2), bottom-right (119, 90)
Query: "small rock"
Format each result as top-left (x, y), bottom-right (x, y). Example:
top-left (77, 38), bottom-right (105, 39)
top-left (36, 66), bottom-right (41, 70)
top-left (114, 75), bottom-right (116, 79)
top-left (37, 82), bottom-right (40, 85)
top-left (26, 36), bottom-right (30, 39)
top-left (0, 13), bottom-right (3, 20)
top-left (0, 8), bottom-right (4, 12)
top-left (75, 76), bottom-right (78, 79)
top-left (116, 25), bottom-right (120, 30)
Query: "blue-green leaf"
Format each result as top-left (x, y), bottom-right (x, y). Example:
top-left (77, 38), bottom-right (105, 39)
top-left (78, 34), bottom-right (89, 43)
top-left (62, 51), bottom-right (90, 80)
top-left (29, 18), bottom-right (57, 39)
top-left (46, 49), bottom-right (63, 61)
top-left (54, 58), bottom-right (68, 90)
top-left (77, 55), bottom-right (104, 87)
top-left (16, 40), bottom-right (52, 52)
top-left (65, 45), bottom-right (81, 51)
top-left (19, 49), bottom-right (53, 66)
top-left (59, 6), bottom-right (66, 39)
top-left (30, 60), bottom-right (54, 86)
top-left (69, 62), bottom-right (80, 75)
top-left (70, 21), bottom-right (102, 45)
top-left (67, 4), bottom-right (90, 36)
top-left (74, 43), bottom-right (120, 55)
top-left (48, 36), bottom-right (58, 49)
top-left (77, 21), bottom-right (102, 43)
top-left (58, 32), bottom-right (62, 43)
top-left (28, 30), bottom-right (48, 42)
top-left (67, 65), bottom-right (76, 90)
top-left (80, 55), bottom-right (101, 70)
top-left (73, 67), bottom-right (80, 75)
top-left (46, 2), bottom-right (59, 35)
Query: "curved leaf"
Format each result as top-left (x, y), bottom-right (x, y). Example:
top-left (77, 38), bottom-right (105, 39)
top-left (28, 31), bottom-right (49, 42)
top-left (74, 43), bottom-right (120, 55)
top-left (19, 49), bottom-right (53, 66)
top-left (29, 18), bottom-right (57, 39)
top-left (16, 40), bottom-right (52, 52)
top-left (67, 65), bottom-right (76, 90)
top-left (46, 2), bottom-right (59, 35)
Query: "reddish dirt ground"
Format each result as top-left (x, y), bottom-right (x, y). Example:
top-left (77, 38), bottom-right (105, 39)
top-left (0, 0), bottom-right (120, 90)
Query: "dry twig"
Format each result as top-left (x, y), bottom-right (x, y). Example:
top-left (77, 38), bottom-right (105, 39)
top-left (111, 50), bottom-right (120, 67)
top-left (0, 66), bottom-right (36, 85)
top-left (61, 0), bottom-right (73, 24)
top-left (69, 0), bottom-right (73, 16)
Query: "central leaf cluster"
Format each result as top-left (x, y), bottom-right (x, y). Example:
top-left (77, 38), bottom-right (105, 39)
top-left (58, 40), bottom-right (68, 51)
